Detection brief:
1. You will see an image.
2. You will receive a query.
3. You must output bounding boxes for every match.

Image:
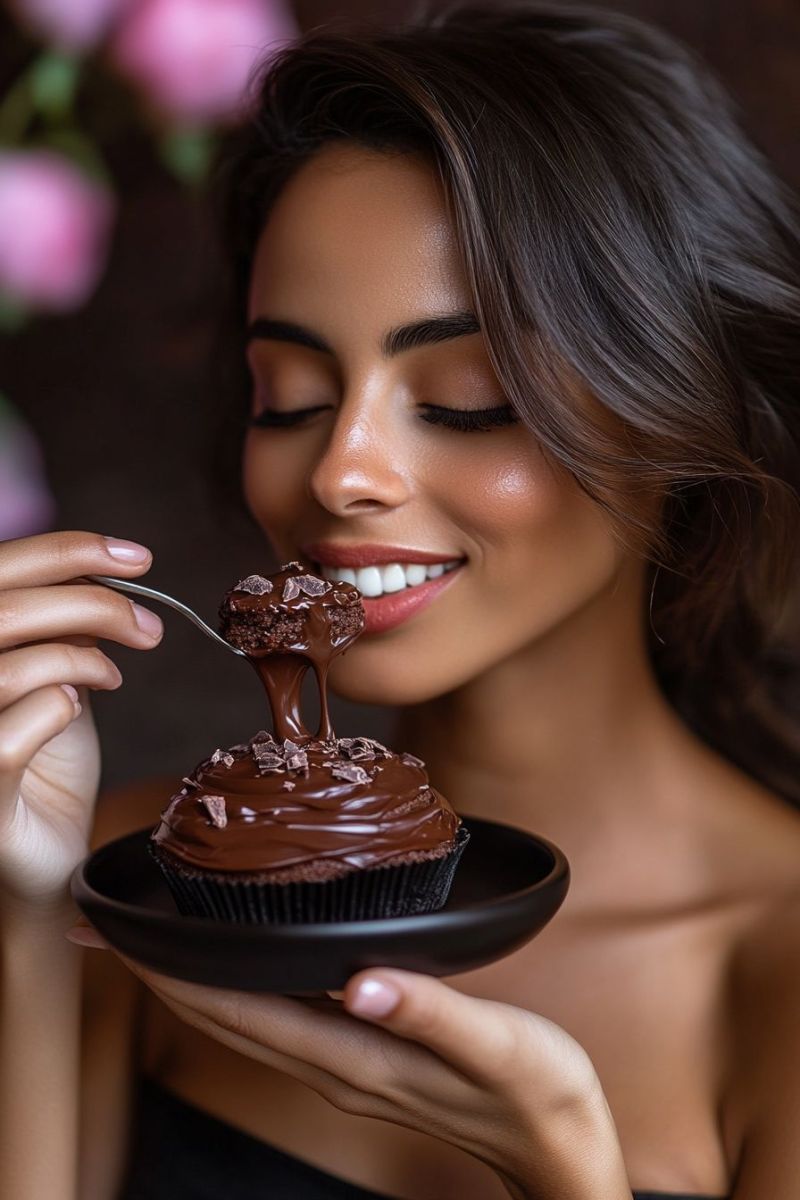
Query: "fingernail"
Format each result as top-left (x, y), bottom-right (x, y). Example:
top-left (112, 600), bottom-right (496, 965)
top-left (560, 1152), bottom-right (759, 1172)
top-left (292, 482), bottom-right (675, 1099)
top-left (61, 684), bottom-right (79, 704)
top-left (104, 537), bottom-right (151, 563)
top-left (131, 602), bottom-right (163, 641)
top-left (349, 977), bottom-right (400, 1018)
top-left (66, 926), bottom-right (109, 949)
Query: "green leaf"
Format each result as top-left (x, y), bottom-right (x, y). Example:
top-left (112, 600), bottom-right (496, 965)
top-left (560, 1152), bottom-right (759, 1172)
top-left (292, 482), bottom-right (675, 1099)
top-left (30, 52), bottom-right (81, 122)
top-left (159, 127), bottom-right (216, 186)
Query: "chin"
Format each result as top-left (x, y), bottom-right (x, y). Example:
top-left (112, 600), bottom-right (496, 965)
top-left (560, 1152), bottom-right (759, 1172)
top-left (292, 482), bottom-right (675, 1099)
top-left (327, 645), bottom-right (461, 707)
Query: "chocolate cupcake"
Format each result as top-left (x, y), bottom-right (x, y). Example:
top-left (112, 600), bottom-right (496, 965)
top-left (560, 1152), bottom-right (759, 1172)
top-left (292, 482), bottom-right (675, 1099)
top-left (149, 563), bottom-right (469, 923)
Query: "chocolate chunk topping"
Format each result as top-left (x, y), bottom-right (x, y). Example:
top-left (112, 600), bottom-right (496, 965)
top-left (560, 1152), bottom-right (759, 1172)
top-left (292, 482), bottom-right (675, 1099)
top-left (200, 794), bottom-right (227, 828)
top-left (336, 738), bottom-right (389, 761)
top-left (235, 574), bottom-right (273, 595)
top-left (286, 750), bottom-right (309, 774)
top-left (401, 752), bottom-right (425, 769)
top-left (329, 762), bottom-right (371, 785)
top-left (282, 577), bottom-right (301, 602)
top-left (282, 781), bottom-right (296, 791)
top-left (210, 748), bottom-right (235, 768)
top-left (253, 750), bottom-right (285, 773)
top-left (294, 574), bottom-right (330, 597)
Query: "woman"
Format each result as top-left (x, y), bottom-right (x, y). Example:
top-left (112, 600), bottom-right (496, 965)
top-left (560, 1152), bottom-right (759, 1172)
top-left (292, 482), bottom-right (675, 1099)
top-left (2, 4), bottom-right (799, 1198)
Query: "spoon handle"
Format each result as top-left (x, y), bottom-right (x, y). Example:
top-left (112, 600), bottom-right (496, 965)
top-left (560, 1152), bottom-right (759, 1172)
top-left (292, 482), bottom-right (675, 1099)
top-left (85, 575), bottom-right (246, 657)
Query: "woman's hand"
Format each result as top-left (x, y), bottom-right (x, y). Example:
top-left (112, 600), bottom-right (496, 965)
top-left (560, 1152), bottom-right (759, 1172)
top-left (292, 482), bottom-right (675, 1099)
top-left (0, 531), bottom-right (163, 907)
top-left (98, 950), bottom-right (631, 1199)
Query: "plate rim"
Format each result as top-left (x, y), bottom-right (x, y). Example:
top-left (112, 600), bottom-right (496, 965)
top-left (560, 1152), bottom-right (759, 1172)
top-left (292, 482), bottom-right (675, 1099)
top-left (71, 814), bottom-right (570, 938)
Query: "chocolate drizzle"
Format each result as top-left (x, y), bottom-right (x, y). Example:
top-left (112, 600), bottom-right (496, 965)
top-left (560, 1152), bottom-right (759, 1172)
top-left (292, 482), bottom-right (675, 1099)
top-left (151, 563), bottom-right (461, 876)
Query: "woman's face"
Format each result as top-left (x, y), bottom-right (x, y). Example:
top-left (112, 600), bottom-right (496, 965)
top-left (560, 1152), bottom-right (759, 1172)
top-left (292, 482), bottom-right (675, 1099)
top-left (243, 141), bottom-right (632, 705)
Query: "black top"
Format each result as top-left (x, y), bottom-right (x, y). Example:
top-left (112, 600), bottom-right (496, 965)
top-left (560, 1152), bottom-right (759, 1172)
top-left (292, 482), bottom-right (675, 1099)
top-left (121, 1077), bottom-right (729, 1200)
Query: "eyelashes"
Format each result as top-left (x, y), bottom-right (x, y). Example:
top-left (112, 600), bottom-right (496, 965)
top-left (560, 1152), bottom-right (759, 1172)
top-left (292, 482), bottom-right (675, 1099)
top-left (419, 404), bottom-right (518, 433)
top-left (250, 405), bottom-right (331, 429)
top-left (250, 403), bottom-right (519, 433)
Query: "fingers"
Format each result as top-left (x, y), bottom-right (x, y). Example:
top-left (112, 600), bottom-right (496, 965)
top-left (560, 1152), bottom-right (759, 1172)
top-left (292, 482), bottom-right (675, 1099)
top-left (125, 966), bottom-right (395, 1081)
top-left (0, 684), bottom-right (82, 795)
top-left (123, 965), bottom-right (478, 1128)
top-left (0, 531), bottom-right (152, 590)
top-left (0, 584), bottom-right (162, 652)
top-left (121, 962), bottom-right (351, 1098)
top-left (0, 643), bottom-right (122, 708)
top-left (344, 969), bottom-right (521, 1084)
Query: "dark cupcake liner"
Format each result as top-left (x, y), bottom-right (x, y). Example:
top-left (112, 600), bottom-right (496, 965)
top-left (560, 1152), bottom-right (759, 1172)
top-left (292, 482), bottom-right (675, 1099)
top-left (150, 825), bottom-right (470, 924)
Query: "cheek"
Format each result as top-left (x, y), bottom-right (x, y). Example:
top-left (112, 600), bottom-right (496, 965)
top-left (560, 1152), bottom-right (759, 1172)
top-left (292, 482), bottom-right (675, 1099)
top-left (242, 431), bottom-right (309, 542)
top-left (330, 440), bottom-right (625, 705)
top-left (435, 437), bottom-right (594, 575)
top-left (471, 446), bottom-right (623, 622)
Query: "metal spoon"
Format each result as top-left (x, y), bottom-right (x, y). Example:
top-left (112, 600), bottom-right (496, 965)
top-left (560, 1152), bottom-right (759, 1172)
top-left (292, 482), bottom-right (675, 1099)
top-left (86, 575), bottom-right (247, 657)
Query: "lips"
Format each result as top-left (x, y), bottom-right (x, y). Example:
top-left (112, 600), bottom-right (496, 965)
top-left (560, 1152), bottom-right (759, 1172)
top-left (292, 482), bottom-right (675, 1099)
top-left (300, 542), bottom-right (466, 634)
top-left (357, 565), bottom-right (464, 634)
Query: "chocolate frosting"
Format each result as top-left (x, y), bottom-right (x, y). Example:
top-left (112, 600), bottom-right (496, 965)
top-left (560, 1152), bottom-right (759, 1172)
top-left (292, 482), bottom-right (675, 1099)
top-left (151, 563), bottom-right (460, 876)
top-left (151, 733), bottom-right (458, 873)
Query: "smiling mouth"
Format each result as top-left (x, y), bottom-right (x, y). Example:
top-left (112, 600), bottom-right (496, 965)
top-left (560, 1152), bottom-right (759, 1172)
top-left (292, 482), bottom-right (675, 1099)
top-left (312, 559), bottom-right (463, 599)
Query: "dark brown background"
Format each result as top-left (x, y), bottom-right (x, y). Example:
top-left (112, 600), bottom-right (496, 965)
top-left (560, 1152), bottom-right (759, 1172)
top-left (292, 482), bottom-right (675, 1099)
top-left (4, 1), bottom-right (799, 788)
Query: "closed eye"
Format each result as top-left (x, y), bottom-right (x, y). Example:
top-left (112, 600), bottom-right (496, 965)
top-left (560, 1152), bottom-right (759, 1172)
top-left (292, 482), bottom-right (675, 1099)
top-left (419, 404), bottom-right (519, 432)
top-left (249, 405), bottom-right (332, 428)
top-left (249, 403), bottom-right (519, 433)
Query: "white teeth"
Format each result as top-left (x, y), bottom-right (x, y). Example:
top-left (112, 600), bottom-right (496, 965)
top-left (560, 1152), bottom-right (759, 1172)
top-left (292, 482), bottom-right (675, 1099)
top-left (321, 566), bottom-right (357, 584)
top-left (381, 564), bottom-right (406, 593)
top-left (355, 566), bottom-right (383, 597)
top-left (404, 563), bottom-right (427, 587)
top-left (319, 558), bottom-right (462, 598)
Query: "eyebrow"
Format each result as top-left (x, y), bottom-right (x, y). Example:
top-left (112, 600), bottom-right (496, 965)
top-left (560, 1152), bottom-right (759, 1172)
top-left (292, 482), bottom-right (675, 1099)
top-left (246, 311), bottom-right (481, 358)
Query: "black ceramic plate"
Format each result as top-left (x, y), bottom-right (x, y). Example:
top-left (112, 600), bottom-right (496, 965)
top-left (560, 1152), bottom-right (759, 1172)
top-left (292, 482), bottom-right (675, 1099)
top-left (71, 817), bottom-right (569, 992)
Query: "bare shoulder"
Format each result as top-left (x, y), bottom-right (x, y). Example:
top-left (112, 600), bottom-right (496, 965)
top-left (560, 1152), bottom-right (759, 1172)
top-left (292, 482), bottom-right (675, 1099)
top-left (720, 784), bottom-right (800, 1192)
top-left (694, 740), bottom-right (800, 903)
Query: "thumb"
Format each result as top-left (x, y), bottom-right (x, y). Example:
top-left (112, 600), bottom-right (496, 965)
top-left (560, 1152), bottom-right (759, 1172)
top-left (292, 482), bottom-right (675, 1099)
top-left (344, 968), bottom-right (514, 1079)
top-left (66, 920), bottom-right (110, 949)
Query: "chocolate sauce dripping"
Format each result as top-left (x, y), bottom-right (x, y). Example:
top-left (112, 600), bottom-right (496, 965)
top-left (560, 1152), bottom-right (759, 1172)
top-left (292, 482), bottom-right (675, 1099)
top-left (221, 565), bottom-right (363, 745)
top-left (247, 655), bottom-right (335, 742)
top-left (249, 654), bottom-right (312, 741)
top-left (311, 662), bottom-right (334, 742)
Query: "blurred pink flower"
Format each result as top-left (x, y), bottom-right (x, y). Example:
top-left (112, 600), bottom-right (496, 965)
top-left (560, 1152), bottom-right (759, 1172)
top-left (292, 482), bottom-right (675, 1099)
top-left (0, 151), bottom-right (114, 311)
top-left (10, 0), bottom-right (130, 51)
top-left (110, 0), bottom-right (296, 124)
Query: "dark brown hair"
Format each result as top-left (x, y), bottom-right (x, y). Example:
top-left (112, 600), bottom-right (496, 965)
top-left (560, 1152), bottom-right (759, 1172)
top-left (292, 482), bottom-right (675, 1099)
top-left (218, 2), bottom-right (800, 801)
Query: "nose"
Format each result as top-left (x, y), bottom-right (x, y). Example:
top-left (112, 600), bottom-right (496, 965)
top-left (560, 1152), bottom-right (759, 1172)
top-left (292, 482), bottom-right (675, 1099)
top-left (308, 390), bottom-right (411, 517)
